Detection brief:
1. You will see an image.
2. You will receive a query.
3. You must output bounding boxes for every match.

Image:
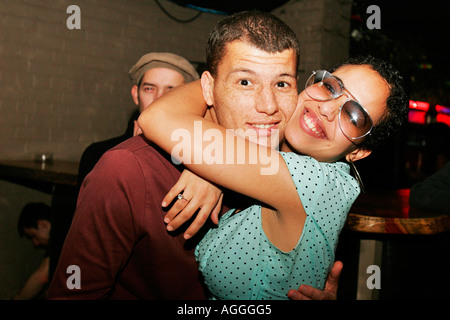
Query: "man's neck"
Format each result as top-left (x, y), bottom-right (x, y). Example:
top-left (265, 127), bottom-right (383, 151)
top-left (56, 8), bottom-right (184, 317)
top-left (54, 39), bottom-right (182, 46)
top-left (205, 107), bottom-right (218, 123)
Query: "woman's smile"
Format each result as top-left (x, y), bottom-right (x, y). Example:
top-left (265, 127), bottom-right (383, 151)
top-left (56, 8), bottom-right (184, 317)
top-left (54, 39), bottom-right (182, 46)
top-left (299, 107), bottom-right (328, 140)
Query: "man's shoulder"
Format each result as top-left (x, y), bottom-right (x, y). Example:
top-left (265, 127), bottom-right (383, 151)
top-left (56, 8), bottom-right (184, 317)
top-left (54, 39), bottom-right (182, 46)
top-left (81, 135), bottom-right (182, 193)
top-left (87, 135), bottom-right (182, 201)
top-left (110, 135), bottom-right (167, 159)
top-left (110, 134), bottom-right (151, 151)
top-left (102, 135), bottom-right (181, 174)
top-left (81, 134), bottom-right (129, 162)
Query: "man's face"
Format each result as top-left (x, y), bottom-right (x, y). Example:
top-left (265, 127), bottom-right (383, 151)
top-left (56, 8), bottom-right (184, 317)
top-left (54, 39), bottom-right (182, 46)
top-left (132, 67), bottom-right (185, 113)
top-left (23, 220), bottom-right (50, 248)
top-left (202, 41), bottom-right (298, 149)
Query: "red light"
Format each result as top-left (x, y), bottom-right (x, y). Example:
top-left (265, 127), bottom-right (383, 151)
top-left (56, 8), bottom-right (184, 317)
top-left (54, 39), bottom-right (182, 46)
top-left (408, 110), bottom-right (426, 124)
top-left (436, 105), bottom-right (450, 115)
top-left (436, 113), bottom-right (450, 126)
top-left (409, 100), bottom-right (430, 111)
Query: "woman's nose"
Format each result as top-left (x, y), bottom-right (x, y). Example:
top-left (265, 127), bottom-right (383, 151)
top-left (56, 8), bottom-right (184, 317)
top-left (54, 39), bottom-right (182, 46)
top-left (318, 98), bottom-right (342, 121)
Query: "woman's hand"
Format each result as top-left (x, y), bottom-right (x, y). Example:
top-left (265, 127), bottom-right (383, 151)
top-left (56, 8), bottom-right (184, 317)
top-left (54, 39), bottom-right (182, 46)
top-left (162, 169), bottom-right (223, 239)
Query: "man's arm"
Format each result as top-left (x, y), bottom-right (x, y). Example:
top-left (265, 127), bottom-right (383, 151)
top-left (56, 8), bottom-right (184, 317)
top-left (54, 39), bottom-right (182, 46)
top-left (47, 149), bottom-right (145, 299)
top-left (12, 257), bottom-right (49, 300)
top-left (287, 261), bottom-right (343, 300)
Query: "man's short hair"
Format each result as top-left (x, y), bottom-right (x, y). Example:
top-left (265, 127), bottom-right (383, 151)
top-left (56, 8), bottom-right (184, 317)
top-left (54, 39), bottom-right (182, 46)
top-left (18, 202), bottom-right (51, 237)
top-left (206, 10), bottom-right (300, 76)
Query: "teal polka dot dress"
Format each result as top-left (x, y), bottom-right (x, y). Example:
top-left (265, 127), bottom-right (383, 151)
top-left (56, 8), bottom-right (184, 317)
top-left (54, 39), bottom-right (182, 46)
top-left (195, 153), bottom-right (360, 300)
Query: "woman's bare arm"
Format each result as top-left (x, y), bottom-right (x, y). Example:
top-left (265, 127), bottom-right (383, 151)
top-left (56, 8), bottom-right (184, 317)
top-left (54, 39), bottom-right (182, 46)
top-left (138, 80), bottom-right (301, 217)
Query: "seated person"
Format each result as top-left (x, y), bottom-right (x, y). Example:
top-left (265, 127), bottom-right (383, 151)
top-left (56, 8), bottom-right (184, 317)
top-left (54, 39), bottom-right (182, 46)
top-left (12, 203), bottom-right (52, 299)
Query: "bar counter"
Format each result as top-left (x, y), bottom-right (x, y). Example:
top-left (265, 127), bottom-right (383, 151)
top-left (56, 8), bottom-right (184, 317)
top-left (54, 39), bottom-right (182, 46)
top-left (346, 188), bottom-right (450, 235)
top-left (342, 188), bottom-right (450, 300)
top-left (0, 159), bottom-right (79, 188)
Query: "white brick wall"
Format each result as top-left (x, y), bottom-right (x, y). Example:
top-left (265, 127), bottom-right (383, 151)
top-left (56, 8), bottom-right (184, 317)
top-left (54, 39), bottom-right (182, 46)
top-left (0, 0), bottom-right (221, 161)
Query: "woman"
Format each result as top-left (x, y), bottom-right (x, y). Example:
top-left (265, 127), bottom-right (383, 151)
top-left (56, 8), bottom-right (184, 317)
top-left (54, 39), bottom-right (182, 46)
top-left (138, 56), bottom-right (408, 299)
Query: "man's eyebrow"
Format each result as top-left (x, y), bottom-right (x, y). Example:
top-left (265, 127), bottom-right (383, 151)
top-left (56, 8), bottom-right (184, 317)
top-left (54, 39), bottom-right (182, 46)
top-left (230, 68), bottom-right (296, 78)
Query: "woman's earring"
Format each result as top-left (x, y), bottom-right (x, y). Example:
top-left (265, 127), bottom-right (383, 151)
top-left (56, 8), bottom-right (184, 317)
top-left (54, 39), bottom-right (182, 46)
top-left (349, 160), bottom-right (366, 193)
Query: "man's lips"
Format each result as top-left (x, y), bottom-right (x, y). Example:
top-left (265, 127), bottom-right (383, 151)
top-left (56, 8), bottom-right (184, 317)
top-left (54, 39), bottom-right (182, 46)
top-left (246, 122), bottom-right (280, 136)
top-left (299, 108), bottom-right (328, 139)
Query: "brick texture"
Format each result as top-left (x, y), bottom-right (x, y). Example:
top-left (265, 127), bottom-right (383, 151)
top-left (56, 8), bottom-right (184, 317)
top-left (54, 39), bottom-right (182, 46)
top-left (0, 0), bottom-right (220, 161)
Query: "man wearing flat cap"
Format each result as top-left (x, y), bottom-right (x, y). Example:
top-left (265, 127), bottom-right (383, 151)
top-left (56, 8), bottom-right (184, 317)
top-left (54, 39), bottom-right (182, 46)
top-left (48, 53), bottom-right (199, 286)
top-left (76, 52), bottom-right (199, 189)
top-left (129, 52), bottom-right (199, 115)
top-left (48, 50), bottom-right (207, 299)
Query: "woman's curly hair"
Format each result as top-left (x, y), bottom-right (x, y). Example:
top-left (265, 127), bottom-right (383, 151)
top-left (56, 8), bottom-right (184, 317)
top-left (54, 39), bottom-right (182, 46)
top-left (333, 55), bottom-right (409, 151)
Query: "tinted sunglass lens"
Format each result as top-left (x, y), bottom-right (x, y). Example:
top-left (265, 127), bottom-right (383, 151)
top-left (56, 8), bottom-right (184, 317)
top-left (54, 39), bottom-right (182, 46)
top-left (306, 71), bottom-right (341, 100)
top-left (321, 78), bottom-right (341, 98)
top-left (340, 101), bottom-right (373, 139)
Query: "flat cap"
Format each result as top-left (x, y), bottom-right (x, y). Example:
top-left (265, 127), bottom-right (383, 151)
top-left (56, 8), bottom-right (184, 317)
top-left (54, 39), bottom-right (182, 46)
top-left (128, 52), bottom-right (199, 85)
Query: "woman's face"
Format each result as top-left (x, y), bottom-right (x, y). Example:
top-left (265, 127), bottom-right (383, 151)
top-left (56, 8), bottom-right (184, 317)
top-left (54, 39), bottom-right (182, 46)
top-left (284, 64), bottom-right (390, 163)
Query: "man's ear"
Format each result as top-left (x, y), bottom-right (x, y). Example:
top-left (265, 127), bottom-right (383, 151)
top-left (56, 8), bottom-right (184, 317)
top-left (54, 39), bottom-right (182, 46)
top-left (131, 85), bottom-right (139, 106)
top-left (345, 148), bottom-right (372, 163)
top-left (201, 71), bottom-right (215, 106)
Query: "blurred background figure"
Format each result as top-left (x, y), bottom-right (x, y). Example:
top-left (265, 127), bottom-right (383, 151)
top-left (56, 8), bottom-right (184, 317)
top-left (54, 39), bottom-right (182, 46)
top-left (409, 160), bottom-right (450, 214)
top-left (77, 52), bottom-right (199, 189)
top-left (11, 203), bottom-right (51, 300)
top-left (408, 122), bottom-right (450, 213)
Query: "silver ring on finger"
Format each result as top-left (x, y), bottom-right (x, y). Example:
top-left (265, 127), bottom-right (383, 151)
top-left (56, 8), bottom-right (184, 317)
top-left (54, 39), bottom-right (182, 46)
top-left (177, 193), bottom-right (187, 201)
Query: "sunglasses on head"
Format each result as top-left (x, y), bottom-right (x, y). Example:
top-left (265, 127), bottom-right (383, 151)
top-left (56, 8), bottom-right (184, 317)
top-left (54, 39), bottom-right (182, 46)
top-left (305, 70), bottom-right (373, 141)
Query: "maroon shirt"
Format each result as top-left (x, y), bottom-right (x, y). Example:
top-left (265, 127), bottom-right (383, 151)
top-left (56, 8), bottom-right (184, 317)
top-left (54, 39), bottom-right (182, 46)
top-left (48, 135), bottom-right (209, 299)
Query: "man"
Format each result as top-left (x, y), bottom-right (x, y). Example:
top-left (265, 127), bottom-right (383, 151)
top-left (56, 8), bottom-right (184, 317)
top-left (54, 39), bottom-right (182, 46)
top-left (12, 203), bottom-right (51, 300)
top-left (48, 11), bottom-right (339, 300)
top-left (55, 52), bottom-right (199, 288)
top-left (77, 52), bottom-right (199, 188)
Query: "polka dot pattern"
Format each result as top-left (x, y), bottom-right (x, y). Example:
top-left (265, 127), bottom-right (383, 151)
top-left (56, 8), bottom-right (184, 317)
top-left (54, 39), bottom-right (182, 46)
top-left (195, 153), bottom-right (360, 300)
